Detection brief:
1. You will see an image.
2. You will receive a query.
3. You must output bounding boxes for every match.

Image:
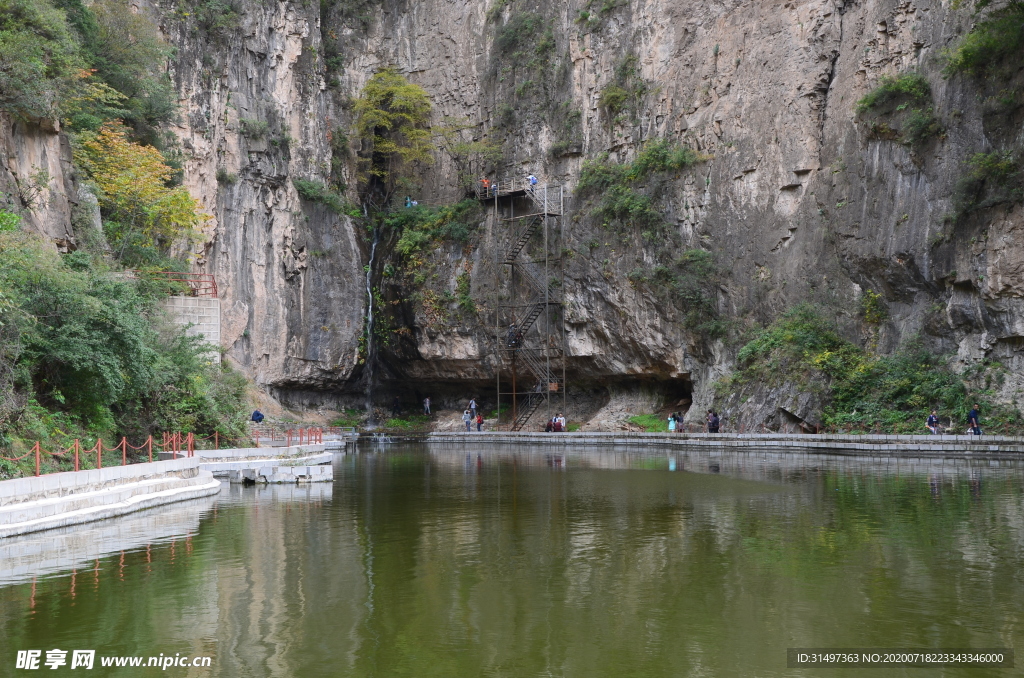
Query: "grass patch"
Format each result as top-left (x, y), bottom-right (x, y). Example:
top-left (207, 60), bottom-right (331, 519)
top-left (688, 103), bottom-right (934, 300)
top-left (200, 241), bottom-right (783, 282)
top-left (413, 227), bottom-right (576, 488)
top-left (380, 414), bottom-right (431, 431)
top-left (329, 409), bottom-right (363, 428)
top-left (627, 414), bottom-right (668, 432)
top-left (239, 118), bottom-right (268, 138)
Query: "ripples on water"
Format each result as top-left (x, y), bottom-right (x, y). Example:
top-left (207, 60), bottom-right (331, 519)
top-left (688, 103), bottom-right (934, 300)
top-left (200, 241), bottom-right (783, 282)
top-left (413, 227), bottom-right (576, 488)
top-left (1, 442), bottom-right (1022, 677)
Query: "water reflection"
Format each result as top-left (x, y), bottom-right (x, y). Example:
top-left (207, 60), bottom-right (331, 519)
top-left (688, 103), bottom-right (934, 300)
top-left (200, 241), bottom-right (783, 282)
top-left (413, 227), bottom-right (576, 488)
top-left (0, 443), bottom-right (1021, 678)
top-left (0, 494), bottom-right (217, 587)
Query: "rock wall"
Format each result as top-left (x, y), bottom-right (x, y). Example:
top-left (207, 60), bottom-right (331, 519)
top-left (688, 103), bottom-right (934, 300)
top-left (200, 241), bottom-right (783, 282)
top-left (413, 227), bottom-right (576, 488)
top-left (7, 0), bottom-right (1018, 425)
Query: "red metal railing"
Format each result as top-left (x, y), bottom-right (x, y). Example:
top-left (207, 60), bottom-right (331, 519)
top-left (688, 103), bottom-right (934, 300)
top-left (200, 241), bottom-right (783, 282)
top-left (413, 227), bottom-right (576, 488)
top-left (0, 428), bottom-right (323, 478)
top-left (126, 271), bottom-right (218, 298)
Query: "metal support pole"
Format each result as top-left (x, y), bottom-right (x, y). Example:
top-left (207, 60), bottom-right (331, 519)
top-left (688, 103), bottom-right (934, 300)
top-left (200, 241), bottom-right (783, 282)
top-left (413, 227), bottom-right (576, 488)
top-left (544, 184), bottom-right (550, 420)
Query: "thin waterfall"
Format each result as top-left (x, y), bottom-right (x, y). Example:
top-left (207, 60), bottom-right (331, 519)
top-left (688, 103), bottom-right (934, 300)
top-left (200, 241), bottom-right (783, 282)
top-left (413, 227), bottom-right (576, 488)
top-left (364, 224), bottom-right (379, 420)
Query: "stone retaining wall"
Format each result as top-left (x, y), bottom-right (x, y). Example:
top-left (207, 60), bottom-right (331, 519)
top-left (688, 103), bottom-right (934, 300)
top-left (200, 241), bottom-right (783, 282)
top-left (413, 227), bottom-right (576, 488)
top-left (424, 432), bottom-right (1024, 458)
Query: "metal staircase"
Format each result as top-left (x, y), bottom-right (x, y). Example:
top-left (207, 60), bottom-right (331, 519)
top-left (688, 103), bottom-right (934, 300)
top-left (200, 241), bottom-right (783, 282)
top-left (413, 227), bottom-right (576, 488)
top-left (484, 184), bottom-right (567, 432)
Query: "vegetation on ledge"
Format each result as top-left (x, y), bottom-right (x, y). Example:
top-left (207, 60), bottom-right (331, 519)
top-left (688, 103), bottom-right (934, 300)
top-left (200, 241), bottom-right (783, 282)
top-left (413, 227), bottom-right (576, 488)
top-left (856, 72), bottom-right (943, 148)
top-left (577, 138), bottom-right (707, 232)
top-left (943, 1), bottom-right (1024, 79)
top-left (723, 305), bottom-right (1022, 434)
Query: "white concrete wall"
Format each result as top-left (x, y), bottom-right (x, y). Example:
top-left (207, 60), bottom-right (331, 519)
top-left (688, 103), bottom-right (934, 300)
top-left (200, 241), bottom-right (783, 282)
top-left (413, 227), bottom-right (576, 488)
top-left (160, 296), bottom-right (221, 363)
top-left (0, 458), bottom-right (221, 537)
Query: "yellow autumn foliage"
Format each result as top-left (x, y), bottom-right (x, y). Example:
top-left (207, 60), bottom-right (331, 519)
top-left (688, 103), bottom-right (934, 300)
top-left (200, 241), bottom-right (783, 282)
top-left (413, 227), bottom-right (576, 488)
top-left (74, 122), bottom-right (205, 255)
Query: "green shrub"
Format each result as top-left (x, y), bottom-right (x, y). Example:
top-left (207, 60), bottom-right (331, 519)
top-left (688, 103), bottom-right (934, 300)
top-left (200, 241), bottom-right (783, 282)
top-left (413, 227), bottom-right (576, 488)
top-left (953, 149), bottom-right (1023, 215)
top-left (456, 272), bottom-right (474, 314)
top-left (186, 0), bottom-right (241, 38)
top-left (0, 210), bottom-right (20, 232)
top-left (577, 139), bottom-right (706, 232)
top-left (293, 178), bottom-right (347, 213)
top-left (901, 107), bottom-right (943, 146)
top-left (495, 12), bottom-right (543, 55)
top-left (856, 72), bottom-right (931, 112)
top-left (0, 0), bottom-right (85, 118)
top-left (598, 84), bottom-right (629, 115)
top-left (216, 168), bottom-right (237, 185)
top-left (856, 72), bottom-right (942, 147)
top-left (495, 102), bottom-right (515, 128)
top-left (728, 305), bottom-right (1003, 433)
top-left (0, 230), bottom-right (248, 449)
top-left (239, 118), bottom-right (268, 138)
top-left (390, 200), bottom-right (482, 257)
top-left (943, 2), bottom-right (1024, 78)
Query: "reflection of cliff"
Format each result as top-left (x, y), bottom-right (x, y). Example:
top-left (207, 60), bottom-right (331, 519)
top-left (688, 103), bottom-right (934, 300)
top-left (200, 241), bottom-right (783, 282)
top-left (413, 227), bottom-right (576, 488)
top-left (209, 484), bottom-right (368, 677)
top-left (3, 452), bottom-right (1024, 676)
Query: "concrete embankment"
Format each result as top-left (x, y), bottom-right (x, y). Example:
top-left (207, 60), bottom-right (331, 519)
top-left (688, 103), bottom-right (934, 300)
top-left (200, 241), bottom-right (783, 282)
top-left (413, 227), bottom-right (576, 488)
top-left (424, 432), bottom-right (1024, 458)
top-left (0, 439), bottom-right (354, 537)
top-left (184, 444), bottom-right (336, 478)
top-left (0, 458), bottom-right (221, 538)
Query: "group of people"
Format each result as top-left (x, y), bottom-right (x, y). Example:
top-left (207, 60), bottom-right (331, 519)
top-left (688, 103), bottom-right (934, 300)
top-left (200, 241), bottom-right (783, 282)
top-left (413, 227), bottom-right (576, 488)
top-left (479, 174), bottom-right (540, 197)
top-left (544, 413), bottom-right (567, 432)
top-left (666, 410), bottom-right (718, 433)
top-left (926, 404), bottom-right (984, 435)
top-left (462, 397), bottom-right (484, 431)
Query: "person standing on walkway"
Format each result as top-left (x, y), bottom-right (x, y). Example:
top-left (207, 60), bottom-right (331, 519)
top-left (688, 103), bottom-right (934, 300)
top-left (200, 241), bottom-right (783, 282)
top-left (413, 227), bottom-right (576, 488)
top-left (709, 411), bottom-right (720, 433)
top-left (527, 174), bottom-right (538, 192)
top-left (668, 414), bottom-right (677, 432)
top-left (462, 409), bottom-right (472, 432)
top-left (476, 413), bottom-right (484, 432)
top-left (968, 403), bottom-right (982, 435)
top-left (423, 397), bottom-right (431, 416)
top-left (469, 398), bottom-right (477, 418)
top-left (926, 410), bottom-right (939, 434)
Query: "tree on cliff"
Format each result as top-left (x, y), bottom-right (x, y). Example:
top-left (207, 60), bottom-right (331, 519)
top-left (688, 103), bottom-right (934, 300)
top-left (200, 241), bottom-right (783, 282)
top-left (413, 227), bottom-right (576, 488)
top-left (353, 67), bottom-right (433, 206)
top-left (73, 121), bottom-right (205, 263)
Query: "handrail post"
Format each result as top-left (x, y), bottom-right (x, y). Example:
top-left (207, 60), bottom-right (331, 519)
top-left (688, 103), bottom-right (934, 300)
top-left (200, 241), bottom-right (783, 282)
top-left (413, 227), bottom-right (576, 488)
top-left (188, 432), bottom-right (194, 457)
top-left (147, 436), bottom-right (152, 463)
top-left (74, 439), bottom-right (80, 472)
top-left (34, 442), bottom-right (40, 477)
top-left (121, 437), bottom-right (127, 466)
top-left (214, 431), bottom-right (219, 450)
top-left (97, 438), bottom-right (102, 469)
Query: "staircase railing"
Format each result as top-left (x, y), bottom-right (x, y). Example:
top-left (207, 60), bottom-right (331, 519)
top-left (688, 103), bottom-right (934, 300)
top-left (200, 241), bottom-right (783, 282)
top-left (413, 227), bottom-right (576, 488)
top-left (503, 215), bottom-right (541, 263)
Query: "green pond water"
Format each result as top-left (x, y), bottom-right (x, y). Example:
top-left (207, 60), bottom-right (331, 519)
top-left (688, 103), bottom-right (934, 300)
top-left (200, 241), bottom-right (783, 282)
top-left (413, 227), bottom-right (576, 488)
top-left (1, 442), bottom-right (1023, 677)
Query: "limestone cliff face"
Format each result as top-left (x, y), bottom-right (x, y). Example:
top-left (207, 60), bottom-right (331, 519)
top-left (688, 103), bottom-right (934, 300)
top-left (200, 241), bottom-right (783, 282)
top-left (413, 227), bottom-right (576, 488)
top-left (6, 0), bottom-right (1019, 424)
